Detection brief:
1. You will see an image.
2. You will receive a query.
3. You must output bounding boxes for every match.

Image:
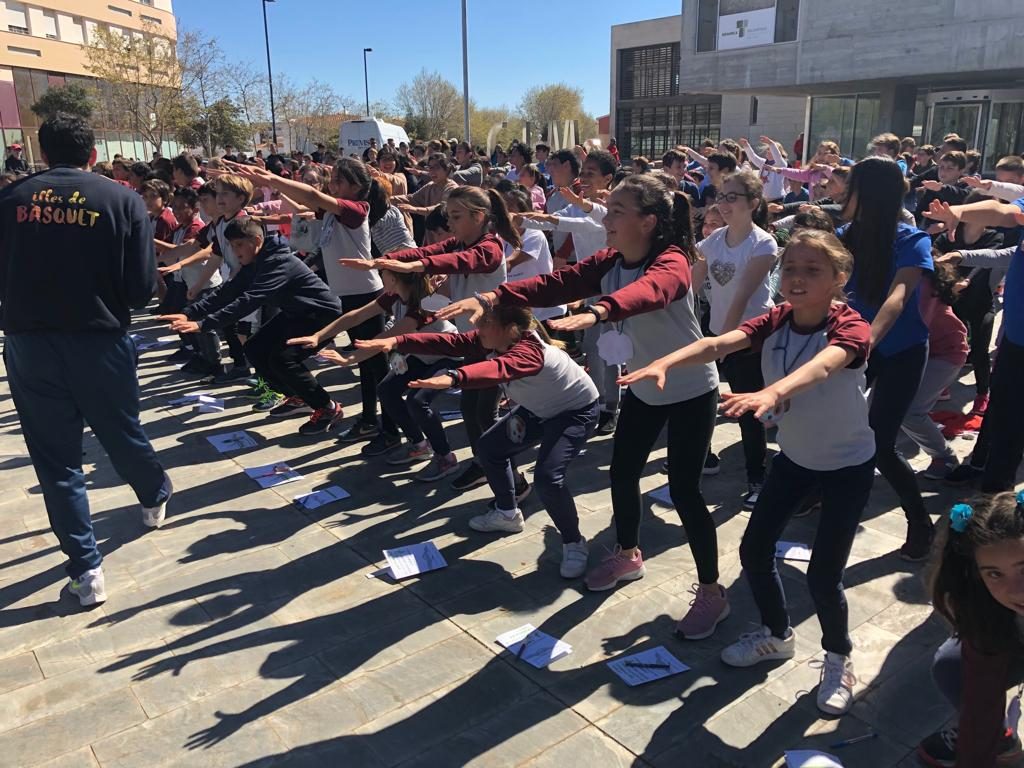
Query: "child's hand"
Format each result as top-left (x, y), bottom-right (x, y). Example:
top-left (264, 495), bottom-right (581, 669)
top-left (286, 335), bottom-right (320, 349)
top-left (547, 312), bottom-right (598, 332)
top-left (923, 200), bottom-right (961, 234)
top-left (371, 258), bottom-right (421, 274)
top-left (962, 176), bottom-right (992, 190)
top-left (618, 362), bottom-right (667, 391)
top-left (436, 296), bottom-right (487, 324)
top-left (768, 202), bottom-right (784, 215)
top-left (720, 389), bottom-right (779, 420)
top-left (169, 319), bottom-right (200, 334)
top-left (408, 374), bottom-right (457, 390)
top-left (429, 274), bottom-right (448, 291)
top-left (157, 313), bottom-right (188, 325)
top-left (317, 348), bottom-right (355, 367)
top-left (337, 258), bottom-right (377, 271)
top-left (354, 337), bottom-right (397, 355)
top-left (921, 179), bottom-right (944, 192)
top-left (158, 262), bottom-right (181, 275)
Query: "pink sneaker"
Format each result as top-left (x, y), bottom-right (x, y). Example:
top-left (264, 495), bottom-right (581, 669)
top-left (584, 545), bottom-right (645, 591)
top-left (675, 583), bottom-right (730, 640)
top-left (971, 393), bottom-right (989, 416)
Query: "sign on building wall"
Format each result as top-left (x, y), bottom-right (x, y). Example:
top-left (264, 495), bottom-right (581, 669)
top-left (717, 0), bottom-right (777, 50)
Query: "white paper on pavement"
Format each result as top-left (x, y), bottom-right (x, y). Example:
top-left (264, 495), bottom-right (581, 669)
top-left (293, 485), bottom-right (351, 510)
top-left (382, 541), bottom-right (448, 579)
top-left (607, 646), bottom-right (690, 686)
top-left (244, 462), bottom-right (304, 489)
top-left (169, 392), bottom-right (212, 406)
top-left (496, 624), bottom-right (572, 669)
top-left (784, 751), bottom-right (844, 768)
top-left (196, 395), bottom-right (225, 413)
top-left (776, 541), bottom-right (813, 562)
top-left (206, 431), bottom-right (257, 453)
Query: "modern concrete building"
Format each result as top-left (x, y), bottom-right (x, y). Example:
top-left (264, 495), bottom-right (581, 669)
top-left (612, 1), bottom-right (1024, 168)
top-left (0, 0), bottom-right (177, 165)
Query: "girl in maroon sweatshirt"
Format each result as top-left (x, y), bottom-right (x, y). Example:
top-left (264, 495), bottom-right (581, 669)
top-left (286, 269), bottom-right (461, 482)
top-left (438, 175), bottom-right (728, 640)
top-left (355, 304), bottom-right (600, 579)
top-left (919, 490), bottom-right (1024, 768)
top-left (340, 186), bottom-right (518, 495)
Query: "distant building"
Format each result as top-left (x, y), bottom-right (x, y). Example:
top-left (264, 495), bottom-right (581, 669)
top-left (0, 0), bottom-right (180, 165)
top-left (612, 1), bottom-right (1024, 167)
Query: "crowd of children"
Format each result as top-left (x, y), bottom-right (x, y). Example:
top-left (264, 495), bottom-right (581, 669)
top-left (55, 126), bottom-right (1024, 767)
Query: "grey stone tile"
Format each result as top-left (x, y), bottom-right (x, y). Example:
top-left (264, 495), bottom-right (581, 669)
top-left (33, 747), bottom-right (101, 768)
top-left (0, 651), bottom-right (41, 694)
top-left (0, 688), bottom-right (146, 767)
top-left (521, 726), bottom-right (637, 768)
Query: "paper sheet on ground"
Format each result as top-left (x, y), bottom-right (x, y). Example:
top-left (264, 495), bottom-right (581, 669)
top-left (244, 462), bottom-right (304, 489)
top-left (776, 541), bottom-right (812, 561)
top-left (648, 484), bottom-right (674, 508)
top-left (169, 392), bottom-right (212, 406)
top-left (293, 485), bottom-right (351, 509)
top-left (382, 541), bottom-right (447, 579)
top-left (196, 395), bottom-right (224, 413)
top-left (607, 646), bottom-right (689, 686)
top-left (206, 431), bottom-right (257, 452)
top-left (496, 624), bottom-right (572, 668)
top-left (784, 751), bottom-right (843, 768)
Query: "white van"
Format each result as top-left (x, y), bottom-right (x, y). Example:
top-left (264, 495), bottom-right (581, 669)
top-left (339, 118), bottom-right (411, 156)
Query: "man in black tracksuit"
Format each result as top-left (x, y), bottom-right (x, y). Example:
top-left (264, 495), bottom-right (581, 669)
top-left (160, 218), bottom-right (344, 435)
top-left (0, 115), bottom-right (171, 607)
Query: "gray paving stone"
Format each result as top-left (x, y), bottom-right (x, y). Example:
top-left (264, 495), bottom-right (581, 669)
top-left (0, 651), bottom-right (41, 694)
top-left (0, 688), bottom-right (146, 767)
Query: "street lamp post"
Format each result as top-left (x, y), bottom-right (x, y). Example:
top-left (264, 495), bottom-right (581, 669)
top-left (461, 0), bottom-right (470, 142)
top-left (262, 0), bottom-right (278, 146)
top-left (363, 48), bottom-right (372, 116)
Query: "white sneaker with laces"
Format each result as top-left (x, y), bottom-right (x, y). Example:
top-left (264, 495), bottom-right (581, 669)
top-left (469, 507), bottom-right (525, 533)
top-left (560, 537), bottom-right (589, 578)
top-left (67, 567), bottom-right (107, 606)
top-left (815, 651), bottom-right (857, 715)
top-left (721, 625), bottom-right (796, 667)
top-left (142, 474), bottom-right (173, 529)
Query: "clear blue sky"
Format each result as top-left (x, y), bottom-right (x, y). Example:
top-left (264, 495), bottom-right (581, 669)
top-left (172, 0), bottom-right (682, 117)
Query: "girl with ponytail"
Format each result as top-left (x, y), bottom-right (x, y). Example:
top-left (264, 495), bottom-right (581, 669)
top-left (354, 303), bottom-right (600, 579)
top-left (692, 170), bottom-right (778, 508)
top-left (437, 174), bottom-right (726, 640)
top-left (340, 185), bottom-right (512, 493)
top-left (225, 157), bottom-right (396, 440)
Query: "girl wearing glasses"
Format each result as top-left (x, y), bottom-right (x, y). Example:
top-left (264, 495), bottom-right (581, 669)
top-left (436, 175), bottom-right (726, 640)
top-left (693, 171), bottom-right (778, 510)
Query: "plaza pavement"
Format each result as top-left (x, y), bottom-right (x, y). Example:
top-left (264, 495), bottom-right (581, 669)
top-left (0, 309), bottom-right (1019, 768)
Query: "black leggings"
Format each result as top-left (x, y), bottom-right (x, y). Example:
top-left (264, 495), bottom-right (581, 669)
top-left (866, 343), bottom-right (928, 524)
top-left (461, 386), bottom-right (501, 455)
top-left (973, 338), bottom-right (1024, 493)
top-left (610, 387), bottom-right (719, 584)
top-left (341, 291), bottom-right (394, 432)
top-left (244, 311), bottom-right (338, 409)
top-left (721, 348), bottom-right (767, 483)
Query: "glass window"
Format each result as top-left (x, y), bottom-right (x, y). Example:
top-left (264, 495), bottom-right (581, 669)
top-left (40, 11), bottom-right (58, 39)
top-left (697, 0), bottom-right (719, 52)
top-left (618, 43), bottom-right (680, 101)
top-left (810, 93), bottom-right (881, 160)
top-left (775, 0), bottom-right (799, 43)
top-left (12, 67), bottom-right (37, 128)
top-left (984, 102), bottom-right (1023, 170)
top-left (851, 94), bottom-right (879, 159)
top-left (617, 101), bottom-right (722, 160)
top-left (5, 1), bottom-right (28, 34)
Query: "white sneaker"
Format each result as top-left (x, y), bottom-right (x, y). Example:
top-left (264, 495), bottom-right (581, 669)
top-left (66, 567), bottom-right (107, 607)
top-left (815, 651), bottom-right (856, 715)
top-left (721, 625), bottom-right (796, 668)
top-left (469, 507), bottom-right (525, 533)
top-left (560, 537), bottom-right (589, 578)
top-left (142, 474), bottom-right (173, 529)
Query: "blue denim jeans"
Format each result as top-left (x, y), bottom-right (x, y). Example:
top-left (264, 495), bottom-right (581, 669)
top-left (4, 331), bottom-right (169, 579)
top-left (377, 356), bottom-right (457, 454)
top-left (476, 400), bottom-right (598, 543)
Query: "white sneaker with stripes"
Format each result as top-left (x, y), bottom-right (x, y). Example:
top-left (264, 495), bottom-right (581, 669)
top-left (721, 625), bottom-right (796, 668)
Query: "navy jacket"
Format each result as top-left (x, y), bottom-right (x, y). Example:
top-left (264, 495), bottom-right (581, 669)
top-left (0, 166), bottom-right (155, 333)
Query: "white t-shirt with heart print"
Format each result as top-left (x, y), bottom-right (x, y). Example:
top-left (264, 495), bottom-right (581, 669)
top-left (698, 225), bottom-right (778, 335)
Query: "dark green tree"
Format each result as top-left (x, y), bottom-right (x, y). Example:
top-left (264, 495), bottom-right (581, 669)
top-left (30, 84), bottom-right (95, 121)
top-left (178, 98), bottom-right (249, 157)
